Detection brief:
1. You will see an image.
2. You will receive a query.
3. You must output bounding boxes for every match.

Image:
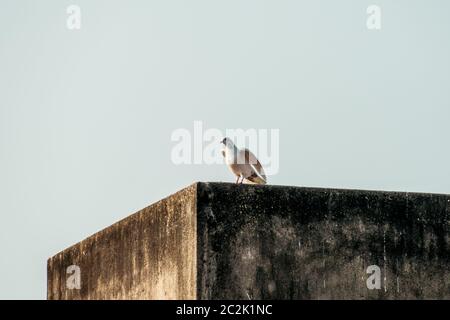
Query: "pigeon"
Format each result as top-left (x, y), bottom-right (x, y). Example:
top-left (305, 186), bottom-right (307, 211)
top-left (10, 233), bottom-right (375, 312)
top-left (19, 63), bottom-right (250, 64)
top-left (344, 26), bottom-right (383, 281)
top-left (220, 137), bottom-right (267, 184)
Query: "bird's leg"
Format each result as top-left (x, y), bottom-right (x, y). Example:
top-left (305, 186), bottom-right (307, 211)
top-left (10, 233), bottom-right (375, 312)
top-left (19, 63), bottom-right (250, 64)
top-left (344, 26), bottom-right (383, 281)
top-left (235, 176), bottom-right (240, 184)
top-left (239, 175), bottom-right (244, 184)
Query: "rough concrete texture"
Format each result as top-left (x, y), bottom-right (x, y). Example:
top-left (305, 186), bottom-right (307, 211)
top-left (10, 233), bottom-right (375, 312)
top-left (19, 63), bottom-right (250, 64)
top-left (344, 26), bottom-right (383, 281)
top-left (197, 183), bottom-right (450, 299)
top-left (47, 184), bottom-right (197, 300)
top-left (48, 182), bottom-right (450, 299)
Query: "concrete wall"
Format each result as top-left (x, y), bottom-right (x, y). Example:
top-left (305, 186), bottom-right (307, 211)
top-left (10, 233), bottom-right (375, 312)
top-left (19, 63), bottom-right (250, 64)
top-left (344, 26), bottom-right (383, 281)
top-left (47, 184), bottom-right (197, 300)
top-left (48, 182), bottom-right (450, 299)
top-left (197, 183), bottom-right (450, 299)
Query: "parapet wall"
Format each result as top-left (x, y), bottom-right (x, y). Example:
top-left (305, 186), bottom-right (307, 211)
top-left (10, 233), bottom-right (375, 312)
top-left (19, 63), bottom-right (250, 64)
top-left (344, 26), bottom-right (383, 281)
top-left (48, 182), bottom-right (450, 299)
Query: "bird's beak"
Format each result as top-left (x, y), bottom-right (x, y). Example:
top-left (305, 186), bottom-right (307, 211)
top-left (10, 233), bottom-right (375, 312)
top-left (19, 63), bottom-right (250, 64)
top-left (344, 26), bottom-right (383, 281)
top-left (220, 139), bottom-right (225, 145)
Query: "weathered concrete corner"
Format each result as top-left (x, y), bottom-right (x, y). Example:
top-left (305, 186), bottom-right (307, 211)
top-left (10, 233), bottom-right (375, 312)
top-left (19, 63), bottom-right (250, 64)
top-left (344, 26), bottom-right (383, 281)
top-left (48, 182), bottom-right (450, 300)
top-left (47, 183), bottom-right (198, 300)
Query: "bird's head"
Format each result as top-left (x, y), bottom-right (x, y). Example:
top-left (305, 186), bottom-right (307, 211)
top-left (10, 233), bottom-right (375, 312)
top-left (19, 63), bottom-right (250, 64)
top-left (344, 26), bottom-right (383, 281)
top-left (220, 137), bottom-right (234, 148)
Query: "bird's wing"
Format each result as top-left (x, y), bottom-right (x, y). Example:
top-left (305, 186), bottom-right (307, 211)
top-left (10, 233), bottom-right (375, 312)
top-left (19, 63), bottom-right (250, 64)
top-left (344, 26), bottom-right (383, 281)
top-left (242, 148), bottom-right (267, 183)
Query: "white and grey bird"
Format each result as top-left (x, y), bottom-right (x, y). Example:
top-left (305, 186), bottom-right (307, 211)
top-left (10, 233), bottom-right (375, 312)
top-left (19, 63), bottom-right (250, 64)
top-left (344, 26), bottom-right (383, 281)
top-left (220, 137), bottom-right (267, 184)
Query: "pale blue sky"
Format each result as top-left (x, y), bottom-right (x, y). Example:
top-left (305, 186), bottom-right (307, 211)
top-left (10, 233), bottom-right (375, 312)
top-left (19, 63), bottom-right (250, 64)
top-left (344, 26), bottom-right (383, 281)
top-left (1, 0), bottom-right (449, 299)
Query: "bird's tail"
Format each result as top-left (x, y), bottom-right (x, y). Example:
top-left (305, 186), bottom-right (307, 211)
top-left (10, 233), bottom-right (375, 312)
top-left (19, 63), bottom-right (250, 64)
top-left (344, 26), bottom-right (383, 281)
top-left (253, 176), bottom-right (267, 184)
top-left (246, 173), bottom-right (267, 185)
